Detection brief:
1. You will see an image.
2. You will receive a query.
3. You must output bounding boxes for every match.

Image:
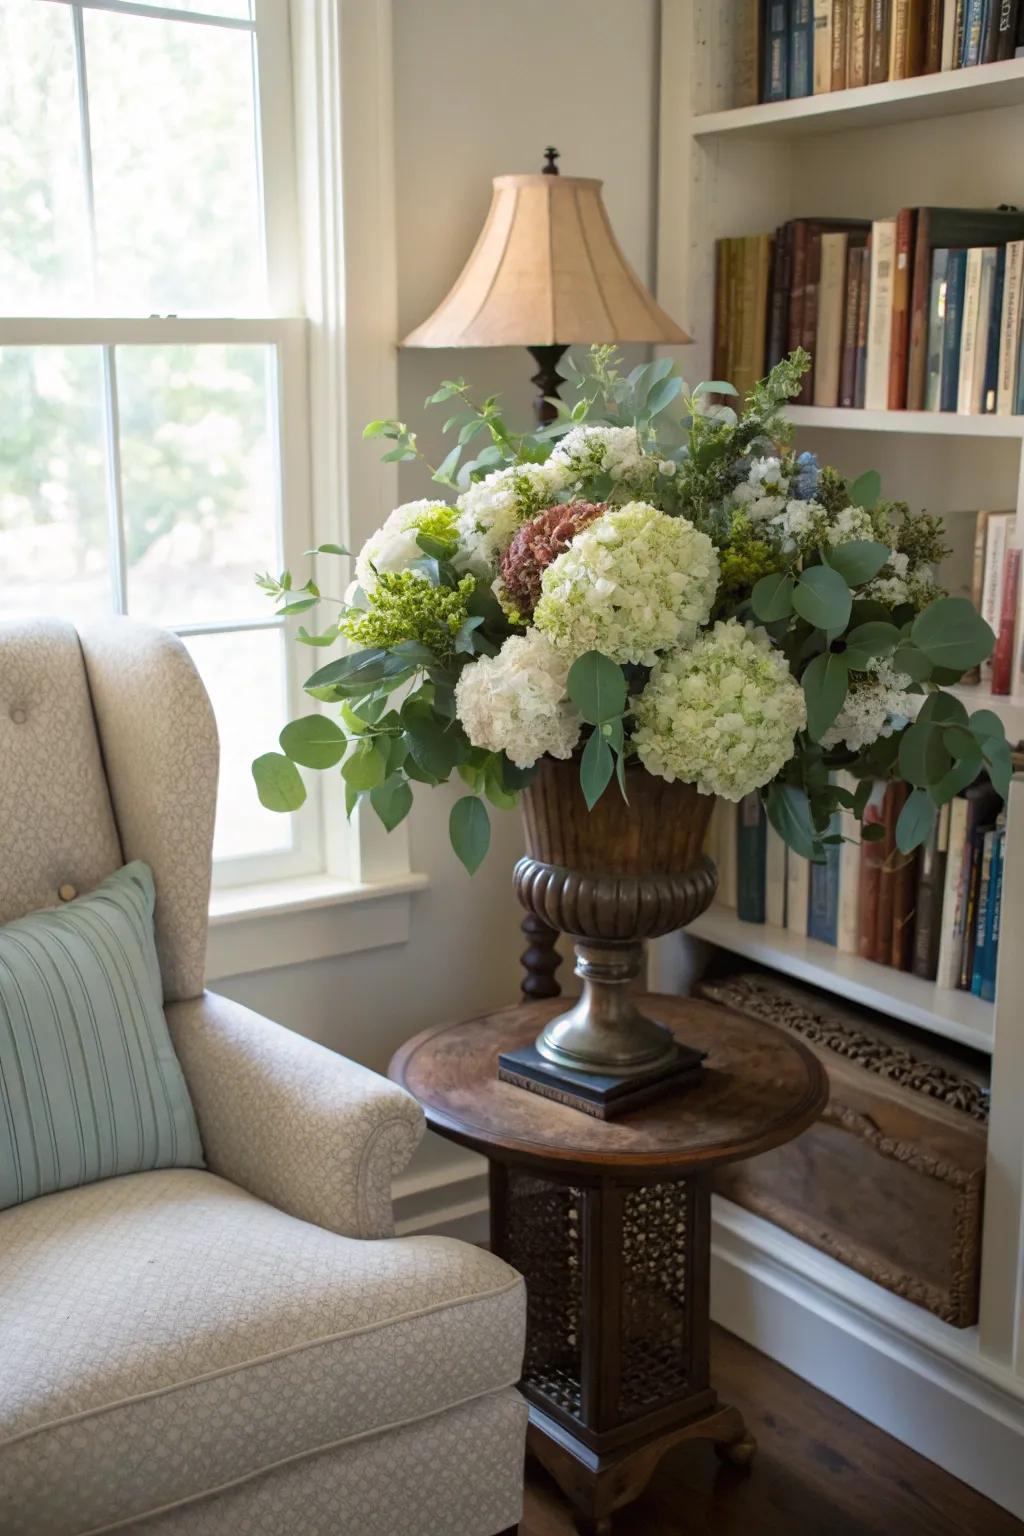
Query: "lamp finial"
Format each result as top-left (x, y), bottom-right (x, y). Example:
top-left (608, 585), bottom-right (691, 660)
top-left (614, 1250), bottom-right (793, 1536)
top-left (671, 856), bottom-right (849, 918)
top-left (542, 146), bottom-right (560, 176)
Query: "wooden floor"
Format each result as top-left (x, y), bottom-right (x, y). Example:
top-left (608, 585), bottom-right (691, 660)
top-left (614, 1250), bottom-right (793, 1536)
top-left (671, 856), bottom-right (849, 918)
top-left (521, 1326), bottom-right (1023, 1536)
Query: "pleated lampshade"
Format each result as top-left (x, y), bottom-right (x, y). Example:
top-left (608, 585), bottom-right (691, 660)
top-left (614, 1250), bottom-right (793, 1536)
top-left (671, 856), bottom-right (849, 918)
top-left (402, 173), bottom-right (691, 348)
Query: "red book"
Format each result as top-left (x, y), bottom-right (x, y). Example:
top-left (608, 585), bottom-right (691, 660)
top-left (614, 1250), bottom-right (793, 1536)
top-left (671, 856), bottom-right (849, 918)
top-left (890, 847), bottom-right (918, 971)
top-left (991, 545), bottom-right (1021, 696)
top-left (887, 208), bottom-right (915, 410)
top-left (858, 781), bottom-right (887, 961)
top-left (875, 782), bottom-right (910, 965)
top-left (788, 222), bottom-right (810, 360)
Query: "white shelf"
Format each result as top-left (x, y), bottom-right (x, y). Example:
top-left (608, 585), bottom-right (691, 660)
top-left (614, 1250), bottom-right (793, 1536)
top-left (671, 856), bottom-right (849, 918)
top-left (786, 405), bottom-right (1024, 437)
top-left (950, 685), bottom-right (1024, 742)
top-left (687, 904), bottom-right (994, 1054)
top-left (692, 58), bottom-right (1024, 141)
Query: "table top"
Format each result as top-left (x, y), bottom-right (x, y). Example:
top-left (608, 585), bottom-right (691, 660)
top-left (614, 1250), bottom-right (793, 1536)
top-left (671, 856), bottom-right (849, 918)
top-left (389, 994), bottom-right (829, 1177)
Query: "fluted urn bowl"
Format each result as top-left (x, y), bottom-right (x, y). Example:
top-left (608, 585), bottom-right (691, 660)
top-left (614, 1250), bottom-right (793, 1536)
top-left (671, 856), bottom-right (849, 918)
top-left (515, 756), bottom-right (718, 1080)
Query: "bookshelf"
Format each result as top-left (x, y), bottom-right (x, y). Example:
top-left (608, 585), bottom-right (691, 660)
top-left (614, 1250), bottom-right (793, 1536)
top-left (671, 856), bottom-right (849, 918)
top-left (656, 1), bottom-right (1024, 1511)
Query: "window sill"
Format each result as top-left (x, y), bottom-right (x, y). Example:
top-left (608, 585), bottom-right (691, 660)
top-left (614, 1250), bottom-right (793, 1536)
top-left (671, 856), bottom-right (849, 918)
top-left (205, 872), bottom-right (429, 982)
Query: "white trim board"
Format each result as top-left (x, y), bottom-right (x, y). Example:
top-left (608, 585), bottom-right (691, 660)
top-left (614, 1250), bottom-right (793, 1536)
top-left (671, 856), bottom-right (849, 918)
top-left (396, 1157), bottom-right (1024, 1517)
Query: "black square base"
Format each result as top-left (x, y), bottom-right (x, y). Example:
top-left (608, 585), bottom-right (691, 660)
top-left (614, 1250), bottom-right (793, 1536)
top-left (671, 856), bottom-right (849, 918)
top-left (497, 1040), bottom-right (706, 1119)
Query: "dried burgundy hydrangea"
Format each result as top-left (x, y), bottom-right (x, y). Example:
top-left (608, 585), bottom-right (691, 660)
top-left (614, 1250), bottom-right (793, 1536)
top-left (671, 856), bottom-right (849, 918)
top-left (499, 500), bottom-right (608, 619)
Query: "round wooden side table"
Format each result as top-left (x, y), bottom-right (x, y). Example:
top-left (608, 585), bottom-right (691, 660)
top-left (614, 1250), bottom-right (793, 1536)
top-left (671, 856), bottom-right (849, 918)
top-left (390, 994), bottom-right (828, 1536)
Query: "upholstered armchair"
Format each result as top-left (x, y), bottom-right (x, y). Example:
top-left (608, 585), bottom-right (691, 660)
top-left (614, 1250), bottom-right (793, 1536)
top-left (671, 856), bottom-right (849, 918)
top-left (0, 617), bottom-right (527, 1536)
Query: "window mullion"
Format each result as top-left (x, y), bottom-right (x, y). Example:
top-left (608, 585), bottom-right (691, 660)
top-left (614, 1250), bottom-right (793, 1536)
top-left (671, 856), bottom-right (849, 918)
top-left (101, 347), bottom-right (129, 616)
top-left (70, 2), bottom-right (99, 288)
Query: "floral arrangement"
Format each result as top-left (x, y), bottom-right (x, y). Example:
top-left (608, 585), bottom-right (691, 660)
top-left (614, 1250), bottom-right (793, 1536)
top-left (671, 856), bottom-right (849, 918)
top-left (253, 347), bottom-right (1010, 873)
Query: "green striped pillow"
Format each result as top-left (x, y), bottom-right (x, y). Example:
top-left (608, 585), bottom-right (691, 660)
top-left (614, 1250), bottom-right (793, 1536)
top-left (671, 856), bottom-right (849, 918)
top-left (0, 862), bottom-right (204, 1210)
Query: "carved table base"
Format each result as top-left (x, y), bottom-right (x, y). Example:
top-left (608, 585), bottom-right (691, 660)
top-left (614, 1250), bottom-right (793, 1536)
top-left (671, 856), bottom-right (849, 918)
top-left (490, 1162), bottom-right (755, 1532)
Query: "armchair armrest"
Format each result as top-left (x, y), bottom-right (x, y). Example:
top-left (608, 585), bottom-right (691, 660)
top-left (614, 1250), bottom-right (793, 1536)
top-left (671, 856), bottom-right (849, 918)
top-left (166, 991), bottom-right (424, 1238)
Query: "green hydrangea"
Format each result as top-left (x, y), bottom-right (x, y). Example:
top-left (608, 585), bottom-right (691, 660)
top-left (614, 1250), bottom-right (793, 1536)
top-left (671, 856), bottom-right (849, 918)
top-left (342, 571), bottom-right (475, 661)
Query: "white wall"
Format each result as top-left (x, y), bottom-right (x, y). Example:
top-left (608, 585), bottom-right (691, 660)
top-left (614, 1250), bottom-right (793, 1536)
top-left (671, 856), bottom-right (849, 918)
top-left (219, 0), bottom-right (662, 1172)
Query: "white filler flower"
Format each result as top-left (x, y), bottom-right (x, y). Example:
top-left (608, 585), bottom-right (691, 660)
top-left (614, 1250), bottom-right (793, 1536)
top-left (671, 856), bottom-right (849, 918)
top-left (821, 657), bottom-right (924, 753)
top-left (633, 619), bottom-right (806, 800)
top-left (454, 461), bottom-right (570, 577)
top-left (454, 630), bottom-right (582, 769)
top-left (551, 424), bottom-right (647, 482)
top-left (533, 501), bottom-right (719, 666)
top-left (354, 500), bottom-right (457, 593)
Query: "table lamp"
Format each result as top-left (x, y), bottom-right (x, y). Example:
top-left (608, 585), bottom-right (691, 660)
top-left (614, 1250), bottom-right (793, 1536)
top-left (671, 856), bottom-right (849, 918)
top-left (402, 148), bottom-right (691, 425)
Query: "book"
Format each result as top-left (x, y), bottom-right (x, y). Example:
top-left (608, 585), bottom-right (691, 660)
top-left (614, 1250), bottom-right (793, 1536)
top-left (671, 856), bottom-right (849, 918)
top-left (869, 0), bottom-right (892, 78)
top-left (907, 208), bottom-right (1024, 410)
top-left (737, 792), bottom-right (767, 923)
top-left (997, 240), bottom-right (1024, 415)
top-left (912, 800), bottom-right (950, 979)
top-left (935, 794), bottom-right (970, 989)
top-left (925, 248), bottom-right (949, 412)
top-left (923, 0), bottom-right (944, 68)
top-left (735, 233), bottom-right (772, 400)
top-left (814, 231), bottom-right (850, 406)
top-left (982, 246), bottom-right (1006, 413)
top-left (980, 822), bottom-right (1005, 1001)
top-left (980, 510), bottom-right (1013, 683)
top-left (832, 0), bottom-right (851, 85)
top-left (957, 247), bottom-right (998, 415)
top-left (800, 228), bottom-right (825, 400)
top-left (767, 223), bottom-right (793, 368)
top-left (961, 0), bottom-right (986, 63)
top-left (991, 544), bottom-right (1021, 694)
top-left (809, 826), bottom-right (841, 945)
top-left (962, 508), bottom-right (990, 683)
top-left (858, 780), bottom-right (887, 960)
top-left (765, 0), bottom-right (791, 100)
top-left (888, 207), bottom-right (916, 408)
top-left (734, 0), bottom-right (764, 105)
top-left (941, 0), bottom-right (962, 66)
top-left (876, 781), bottom-right (910, 964)
top-left (766, 821), bottom-right (788, 928)
top-left (939, 248), bottom-right (968, 412)
top-left (718, 799), bottom-right (739, 908)
top-left (996, 0), bottom-right (1022, 59)
top-left (970, 828), bottom-right (995, 994)
top-left (840, 243), bottom-right (868, 405)
top-left (959, 815), bottom-right (991, 989)
top-left (865, 217), bottom-right (898, 409)
top-left (890, 843), bottom-right (918, 971)
top-left (787, 841), bottom-right (811, 937)
top-left (836, 771), bottom-right (861, 955)
top-left (848, 0), bottom-right (871, 84)
top-left (854, 237), bottom-right (872, 405)
top-left (813, 0), bottom-right (835, 89)
top-left (790, 0), bottom-right (816, 95)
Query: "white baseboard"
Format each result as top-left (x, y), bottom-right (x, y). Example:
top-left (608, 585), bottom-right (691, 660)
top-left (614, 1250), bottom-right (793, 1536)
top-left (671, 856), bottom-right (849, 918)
top-left (393, 1156), bottom-right (1024, 1517)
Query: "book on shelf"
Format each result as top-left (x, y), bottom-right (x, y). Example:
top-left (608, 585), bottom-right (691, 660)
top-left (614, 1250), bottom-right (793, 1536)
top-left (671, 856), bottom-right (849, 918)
top-left (870, 0), bottom-right (893, 80)
top-left (831, 0), bottom-right (850, 88)
top-left (912, 799), bottom-right (950, 978)
top-left (991, 542), bottom-right (1022, 694)
top-left (737, 791), bottom-right (768, 922)
top-left (849, 0), bottom-right (871, 86)
top-left (975, 508), bottom-right (1014, 684)
top-left (808, 807), bottom-right (841, 943)
top-left (813, 0), bottom-right (834, 90)
top-left (935, 778), bottom-right (1003, 989)
top-left (858, 779), bottom-right (888, 959)
top-left (786, 829), bottom-right (811, 936)
top-left (764, 0), bottom-right (790, 101)
top-left (766, 819), bottom-right (788, 927)
top-left (939, 248), bottom-right (968, 412)
top-left (997, 240), bottom-right (1024, 415)
top-left (865, 217), bottom-right (898, 408)
top-left (790, 0), bottom-right (816, 96)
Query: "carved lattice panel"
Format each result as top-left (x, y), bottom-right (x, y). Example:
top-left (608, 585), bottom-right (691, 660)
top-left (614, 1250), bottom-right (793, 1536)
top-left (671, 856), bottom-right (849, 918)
top-left (504, 1168), bottom-right (583, 1418)
top-left (618, 1178), bottom-right (692, 1417)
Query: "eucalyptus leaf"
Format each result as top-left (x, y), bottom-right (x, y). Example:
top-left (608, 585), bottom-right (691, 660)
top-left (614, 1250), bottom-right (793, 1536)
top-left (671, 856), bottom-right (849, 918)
top-left (824, 539), bottom-right (891, 588)
top-left (580, 730), bottom-right (615, 810)
top-left (898, 720), bottom-right (952, 788)
top-left (911, 597), bottom-right (995, 671)
top-left (751, 572), bottom-right (796, 622)
top-left (802, 651), bottom-right (849, 741)
top-left (645, 375), bottom-right (684, 417)
top-left (370, 776), bottom-right (413, 832)
top-left (892, 644), bottom-right (933, 682)
top-left (792, 564), bottom-right (853, 633)
top-left (341, 738), bottom-right (387, 791)
top-left (449, 795), bottom-right (490, 874)
top-left (846, 621), bottom-right (900, 658)
top-left (850, 470), bottom-right (881, 510)
top-left (896, 787), bottom-right (937, 854)
top-left (567, 650), bottom-right (628, 724)
top-left (279, 714), bottom-right (346, 770)
top-left (981, 735), bottom-right (1012, 800)
top-left (405, 715), bottom-right (468, 780)
top-left (252, 752), bottom-right (306, 812)
top-left (765, 783), bottom-right (818, 861)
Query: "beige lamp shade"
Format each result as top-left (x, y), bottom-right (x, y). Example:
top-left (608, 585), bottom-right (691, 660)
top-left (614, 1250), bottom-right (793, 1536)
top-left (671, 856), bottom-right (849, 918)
top-left (402, 173), bottom-right (691, 348)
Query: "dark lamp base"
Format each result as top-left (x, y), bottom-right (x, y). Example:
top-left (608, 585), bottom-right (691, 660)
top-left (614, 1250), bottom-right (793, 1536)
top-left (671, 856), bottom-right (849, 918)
top-left (497, 1040), bottom-right (706, 1120)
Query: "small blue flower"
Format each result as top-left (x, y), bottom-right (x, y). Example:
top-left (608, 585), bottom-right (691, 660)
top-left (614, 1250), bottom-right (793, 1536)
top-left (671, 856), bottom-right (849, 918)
top-left (792, 451), bottom-right (819, 501)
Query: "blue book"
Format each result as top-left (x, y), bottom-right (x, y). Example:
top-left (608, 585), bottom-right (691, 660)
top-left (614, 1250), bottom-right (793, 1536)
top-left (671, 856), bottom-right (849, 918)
top-left (788, 0), bottom-right (813, 99)
top-left (970, 829), bottom-right (995, 995)
top-left (925, 249), bottom-right (950, 412)
top-left (1016, 289), bottom-right (1024, 412)
top-left (808, 814), bottom-right (840, 946)
top-left (982, 246), bottom-right (1006, 413)
top-left (940, 250), bottom-right (968, 412)
top-left (981, 825), bottom-right (1005, 1002)
top-left (764, 1), bottom-right (790, 102)
top-left (962, 0), bottom-right (987, 65)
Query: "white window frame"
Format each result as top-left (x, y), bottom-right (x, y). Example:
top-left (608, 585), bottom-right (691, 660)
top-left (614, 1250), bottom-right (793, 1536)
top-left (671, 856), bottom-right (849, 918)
top-left (6, 0), bottom-right (325, 889)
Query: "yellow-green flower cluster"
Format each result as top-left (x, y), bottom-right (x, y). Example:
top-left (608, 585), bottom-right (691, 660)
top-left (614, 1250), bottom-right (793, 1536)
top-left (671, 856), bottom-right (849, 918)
top-left (342, 572), bottom-right (475, 662)
top-left (633, 619), bottom-right (806, 800)
top-left (717, 513), bottom-right (781, 598)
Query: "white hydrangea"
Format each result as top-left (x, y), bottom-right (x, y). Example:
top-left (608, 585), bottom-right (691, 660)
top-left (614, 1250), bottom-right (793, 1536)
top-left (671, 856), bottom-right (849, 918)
top-left (533, 502), bottom-right (719, 666)
top-left (454, 461), bottom-right (570, 577)
top-left (731, 456), bottom-right (791, 522)
top-left (633, 620), bottom-right (806, 801)
top-left (551, 424), bottom-right (647, 482)
top-left (820, 657), bottom-right (925, 753)
top-left (354, 499), bottom-right (456, 593)
top-left (454, 630), bottom-right (582, 769)
top-left (768, 499), bottom-right (876, 553)
top-left (864, 551), bottom-right (938, 612)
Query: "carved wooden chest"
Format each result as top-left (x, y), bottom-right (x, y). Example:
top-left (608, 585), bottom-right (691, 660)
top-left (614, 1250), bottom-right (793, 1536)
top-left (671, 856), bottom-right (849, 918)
top-left (698, 972), bottom-right (988, 1327)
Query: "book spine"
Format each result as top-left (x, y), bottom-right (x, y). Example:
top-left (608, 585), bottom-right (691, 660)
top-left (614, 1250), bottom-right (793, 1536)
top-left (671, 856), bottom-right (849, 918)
top-left (814, 232), bottom-right (848, 406)
top-left (814, 0), bottom-right (835, 88)
top-left (865, 219), bottom-right (897, 410)
top-left (876, 781), bottom-right (910, 964)
top-left (788, 221), bottom-right (809, 355)
top-left (982, 246), bottom-right (1006, 413)
top-left (925, 248), bottom-right (949, 412)
top-left (735, 0), bottom-right (764, 105)
top-left (848, 0), bottom-right (871, 83)
top-left (912, 799), bottom-right (950, 978)
top-left (939, 248), bottom-right (968, 412)
top-left (935, 795), bottom-right (970, 988)
top-left (997, 240), bottom-right (1024, 415)
top-left (941, 0), bottom-right (960, 65)
top-left (716, 801), bottom-right (738, 908)
top-left (956, 246), bottom-right (985, 414)
top-left (787, 845), bottom-right (811, 937)
top-left (765, 822), bottom-right (788, 928)
top-left (970, 829), bottom-right (994, 994)
top-left (832, 0), bottom-right (851, 84)
top-left (962, 508), bottom-right (990, 684)
top-left (980, 511), bottom-right (1010, 684)
top-left (959, 820), bottom-right (988, 989)
top-left (991, 544), bottom-right (1021, 694)
top-left (765, 0), bottom-right (791, 100)
top-left (888, 208), bottom-right (915, 408)
top-left (1016, 288), bottom-right (1024, 410)
top-left (790, 0), bottom-right (815, 95)
top-left (869, 0), bottom-right (892, 77)
top-left (981, 824), bottom-right (1004, 1001)
top-left (836, 771), bottom-right (861, 955)
top-left (858, 781), bottom-right (887, 959)
top-left (923, 0), bottom-right (944, 67)
top-left (890, 0), bottom-right (912, 73)
top-left (854, 239), bottom-right (872, 405)
top-left (906, 206), bottom-right (931, 409)
top-left (809, 812), bottom-right (841, 945)
top-left (996, 0), bottom-right (1021, 58)
top-left (799, 230), bottom-right (823, 403)
top-left (839, 242), bottom-right (864, 406)
top-left (961, 0), bottom-right (985, 62)
top-left (954, 0), bottom-right (968, 62)
top-left (737, 792), bottom-right (767, 923)
top-left (890, 847), bottom-right (918, 970)
top-left (767, 223), bottom-right (792, 369)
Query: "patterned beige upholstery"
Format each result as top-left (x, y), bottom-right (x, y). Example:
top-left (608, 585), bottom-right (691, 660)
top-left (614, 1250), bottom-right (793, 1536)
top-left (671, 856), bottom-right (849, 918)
top-left (0, 618), bottom-right (527, 1536)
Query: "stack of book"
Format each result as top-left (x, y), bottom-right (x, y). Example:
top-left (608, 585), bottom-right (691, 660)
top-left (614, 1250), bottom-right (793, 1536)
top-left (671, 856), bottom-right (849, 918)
top-left (963, 511), bottom-right (1023, 695)
top-left (756, 1), bottom-right (1024, 106)
top-left (706, 776), bottom-right (1007, 998)
top-left (714, 206), bottom-right (1024, 408)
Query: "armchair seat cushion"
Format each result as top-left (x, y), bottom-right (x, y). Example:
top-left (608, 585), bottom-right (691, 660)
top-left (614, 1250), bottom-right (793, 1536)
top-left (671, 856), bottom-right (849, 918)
top-left (0, 1169), bottom-right (525, 1536)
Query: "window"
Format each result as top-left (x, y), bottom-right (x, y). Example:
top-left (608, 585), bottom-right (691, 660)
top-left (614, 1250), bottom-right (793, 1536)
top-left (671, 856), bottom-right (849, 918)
top-left (0, 0), bottom-right (318, 887)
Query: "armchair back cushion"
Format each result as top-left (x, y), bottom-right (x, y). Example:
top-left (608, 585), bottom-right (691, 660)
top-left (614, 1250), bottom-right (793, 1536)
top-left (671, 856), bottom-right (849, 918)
top-left (0, 862), bottom-right (203, 1211)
